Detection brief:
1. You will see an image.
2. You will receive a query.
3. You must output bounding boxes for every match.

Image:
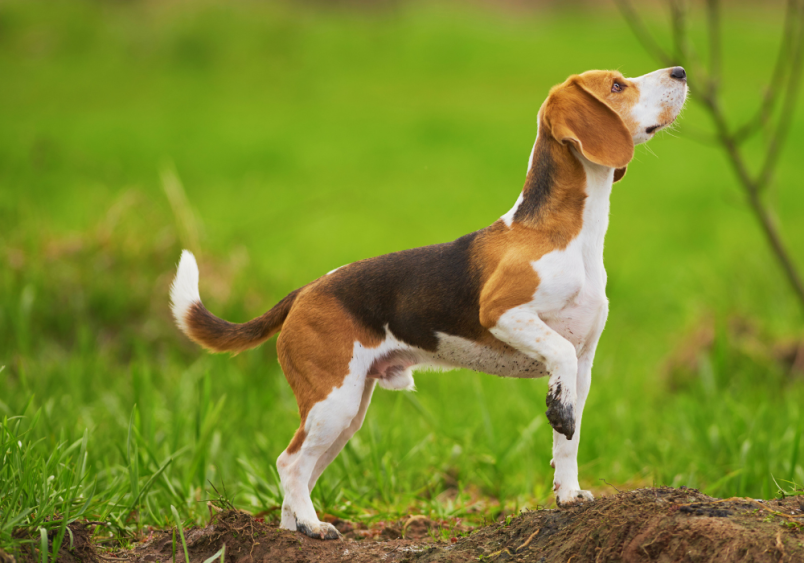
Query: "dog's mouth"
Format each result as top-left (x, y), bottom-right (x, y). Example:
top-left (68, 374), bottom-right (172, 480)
top-left (646, 122), bottom-right (668, 134)
top-left (646, 116), bottom-right (677, 135)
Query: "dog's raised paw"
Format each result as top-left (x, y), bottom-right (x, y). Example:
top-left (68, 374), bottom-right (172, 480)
top-left (556, 489), bottom-right (594, 508)
top-left (545, 387), bottom-right (576, 439)
top-left (295, 519), bottom-right (342, 540)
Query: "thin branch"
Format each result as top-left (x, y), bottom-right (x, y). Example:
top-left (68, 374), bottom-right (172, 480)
top-left (696, 1), bottom-right (804, 308)
top-left (757, 1), bottom-right (804, 191)
top-left (713, 111), bottom-right (804, 306)
top-left (669, 0), bottom-right (689, 62)
top-left (705, 0), bottom-right (721, 93)
top-left (686, 81), bottom-right (804, 307)
top-left (614, 0), bottom-right (674, 66)
top-left (750, 196), bottom-right (804, 308)
top-left (669, 0), bottom-right (707, 83)
top-left (700, 99), bottom-right (754, 190)
top-left (733, 0), bottom-right (799, 144)
top-left (662, 0), bottom-right (711, 111)
top-left (614, 0), bottom-right (804, 312)
top-left (616, 0), bottom-right (712, 100)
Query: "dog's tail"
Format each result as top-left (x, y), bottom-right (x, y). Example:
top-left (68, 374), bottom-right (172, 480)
top-left (170, 250), bottom-right (299, 353)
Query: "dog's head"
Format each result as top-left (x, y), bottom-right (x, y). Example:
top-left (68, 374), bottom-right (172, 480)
top-left (539, 67), bottom-right (688, 179)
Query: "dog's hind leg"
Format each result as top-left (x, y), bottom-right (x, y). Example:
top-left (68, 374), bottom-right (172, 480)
top-left (308, 379), bottom-right (376, 493)
top-left (276, 368), bottom-right (367, 540)
top-left (273, 290), bottom-right (384, 539)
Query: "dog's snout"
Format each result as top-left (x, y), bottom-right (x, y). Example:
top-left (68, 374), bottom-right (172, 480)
top-left (670, 66), bottom-right (687, 81)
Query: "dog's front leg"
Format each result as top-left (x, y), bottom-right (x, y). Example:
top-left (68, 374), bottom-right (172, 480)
top-left (551, 350), bottom-right (593, 506)
top-left (486, 305), bottom-right (578, 439)
top-left (551, 306), bottom-right (606, 506)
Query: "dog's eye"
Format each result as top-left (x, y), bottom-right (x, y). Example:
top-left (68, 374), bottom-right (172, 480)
top-left (612, 82), bottom-right (624, 93)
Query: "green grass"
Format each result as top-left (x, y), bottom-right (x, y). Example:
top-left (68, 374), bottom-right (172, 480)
top-left (2, 0), bottom-right (804, 557)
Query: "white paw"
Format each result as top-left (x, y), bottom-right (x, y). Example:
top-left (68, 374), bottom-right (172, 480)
top-left (556, 488), bottom-right (594, 507)
top-left (295, 519), bottom-right (342, 540)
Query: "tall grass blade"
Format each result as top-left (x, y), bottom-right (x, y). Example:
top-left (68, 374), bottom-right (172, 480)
top-left (790, 426), bottom-right (801, 482)
top-left (202, 545), bottom-right (226, 563)
top-left (129, 456), bottom-right (174, 513)
top-left (171, 505), bottom-right (191, 563)
top-left (39, 527), bottom-right (48, 563)
top-left (128, 407), bottom-right (140, 506)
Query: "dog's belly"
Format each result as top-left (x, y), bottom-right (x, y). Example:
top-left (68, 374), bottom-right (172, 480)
top-left (428, 333), bottom-right (548, 378)
top-left (364, 330), bottom-right (547, 391)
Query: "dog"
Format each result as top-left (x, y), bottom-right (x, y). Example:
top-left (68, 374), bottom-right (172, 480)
top-left (170, 66), bottom-right (688, 539)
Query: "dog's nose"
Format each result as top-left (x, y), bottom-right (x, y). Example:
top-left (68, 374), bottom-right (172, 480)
top-left (670, 66), bottom-right (687, 80)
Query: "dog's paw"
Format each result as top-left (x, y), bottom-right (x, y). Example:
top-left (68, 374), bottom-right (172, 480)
top-left (295, 519), bottom-right (342, 540)
top-left (556, 488), bottom-right (594, 507)
top-left (545, 385), bottom-right (575, 439)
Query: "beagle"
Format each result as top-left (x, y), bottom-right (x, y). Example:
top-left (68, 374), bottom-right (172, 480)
top-left (170, 67), bottom-right (688, 539)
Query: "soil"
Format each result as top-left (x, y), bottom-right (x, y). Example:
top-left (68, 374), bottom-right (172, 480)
top-left (13, 487), bottom-right (804, 563)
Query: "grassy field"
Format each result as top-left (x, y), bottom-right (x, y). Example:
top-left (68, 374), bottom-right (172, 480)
top-left (2, 0), bottom-right (804, 556)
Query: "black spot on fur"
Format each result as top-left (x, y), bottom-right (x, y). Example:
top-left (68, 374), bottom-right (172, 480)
top-left (514, 138), bottom-right (555, 223)
top-left (324, 231), bottom-right (486, 351)
top-left (546, 382), bottom-right (576, 439)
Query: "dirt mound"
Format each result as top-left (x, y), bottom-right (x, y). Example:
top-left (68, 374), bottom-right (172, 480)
top-left (14, 487), bottom-right (804, 562)
top-left (12, 520), bottom-right (98, 563)
top-left (417, 487), bottom-right (804, 562)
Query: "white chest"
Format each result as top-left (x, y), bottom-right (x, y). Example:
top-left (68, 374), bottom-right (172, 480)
top-left (531, 162), bottom-right (612, 349)
top-left (426, 163), bottom-right (614, 376)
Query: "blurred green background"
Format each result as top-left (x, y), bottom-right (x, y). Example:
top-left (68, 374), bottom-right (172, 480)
top-left (1, 0), bottom-right (803, 547)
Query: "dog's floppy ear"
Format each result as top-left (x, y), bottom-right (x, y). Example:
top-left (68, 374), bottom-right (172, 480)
top-left (613, 166), bottom-right (627, 182)
top-left (543, 79), bottom-right (634, 169)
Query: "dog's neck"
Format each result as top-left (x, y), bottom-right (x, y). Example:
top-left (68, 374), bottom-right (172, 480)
top-left (501, 132), bottom-right (614, 251)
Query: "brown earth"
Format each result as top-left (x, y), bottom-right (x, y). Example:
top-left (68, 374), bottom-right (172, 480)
top-left (14, 487), bottom-right (804, 563)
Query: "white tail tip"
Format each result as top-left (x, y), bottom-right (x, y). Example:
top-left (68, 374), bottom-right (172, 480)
top-left (170, 250), bottom-right (201, 334)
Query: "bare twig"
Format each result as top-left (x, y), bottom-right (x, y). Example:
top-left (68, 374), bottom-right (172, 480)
top-left (616, 0), bottom-right (804, 312)
top-left (671, 0), bottom-right (708, 83)
top-left (705, 0), bottom-right (721, 95)
top-left (733, 0), bottom-right (799, 144)
top-left (757, 1), bottom-right (804, 190)
top-left (614, 0), bottom-right (674, 66)
top-left (599, 478), bottom-right (623, 493)
top-left (669, 0), bottom-right (689, 62)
